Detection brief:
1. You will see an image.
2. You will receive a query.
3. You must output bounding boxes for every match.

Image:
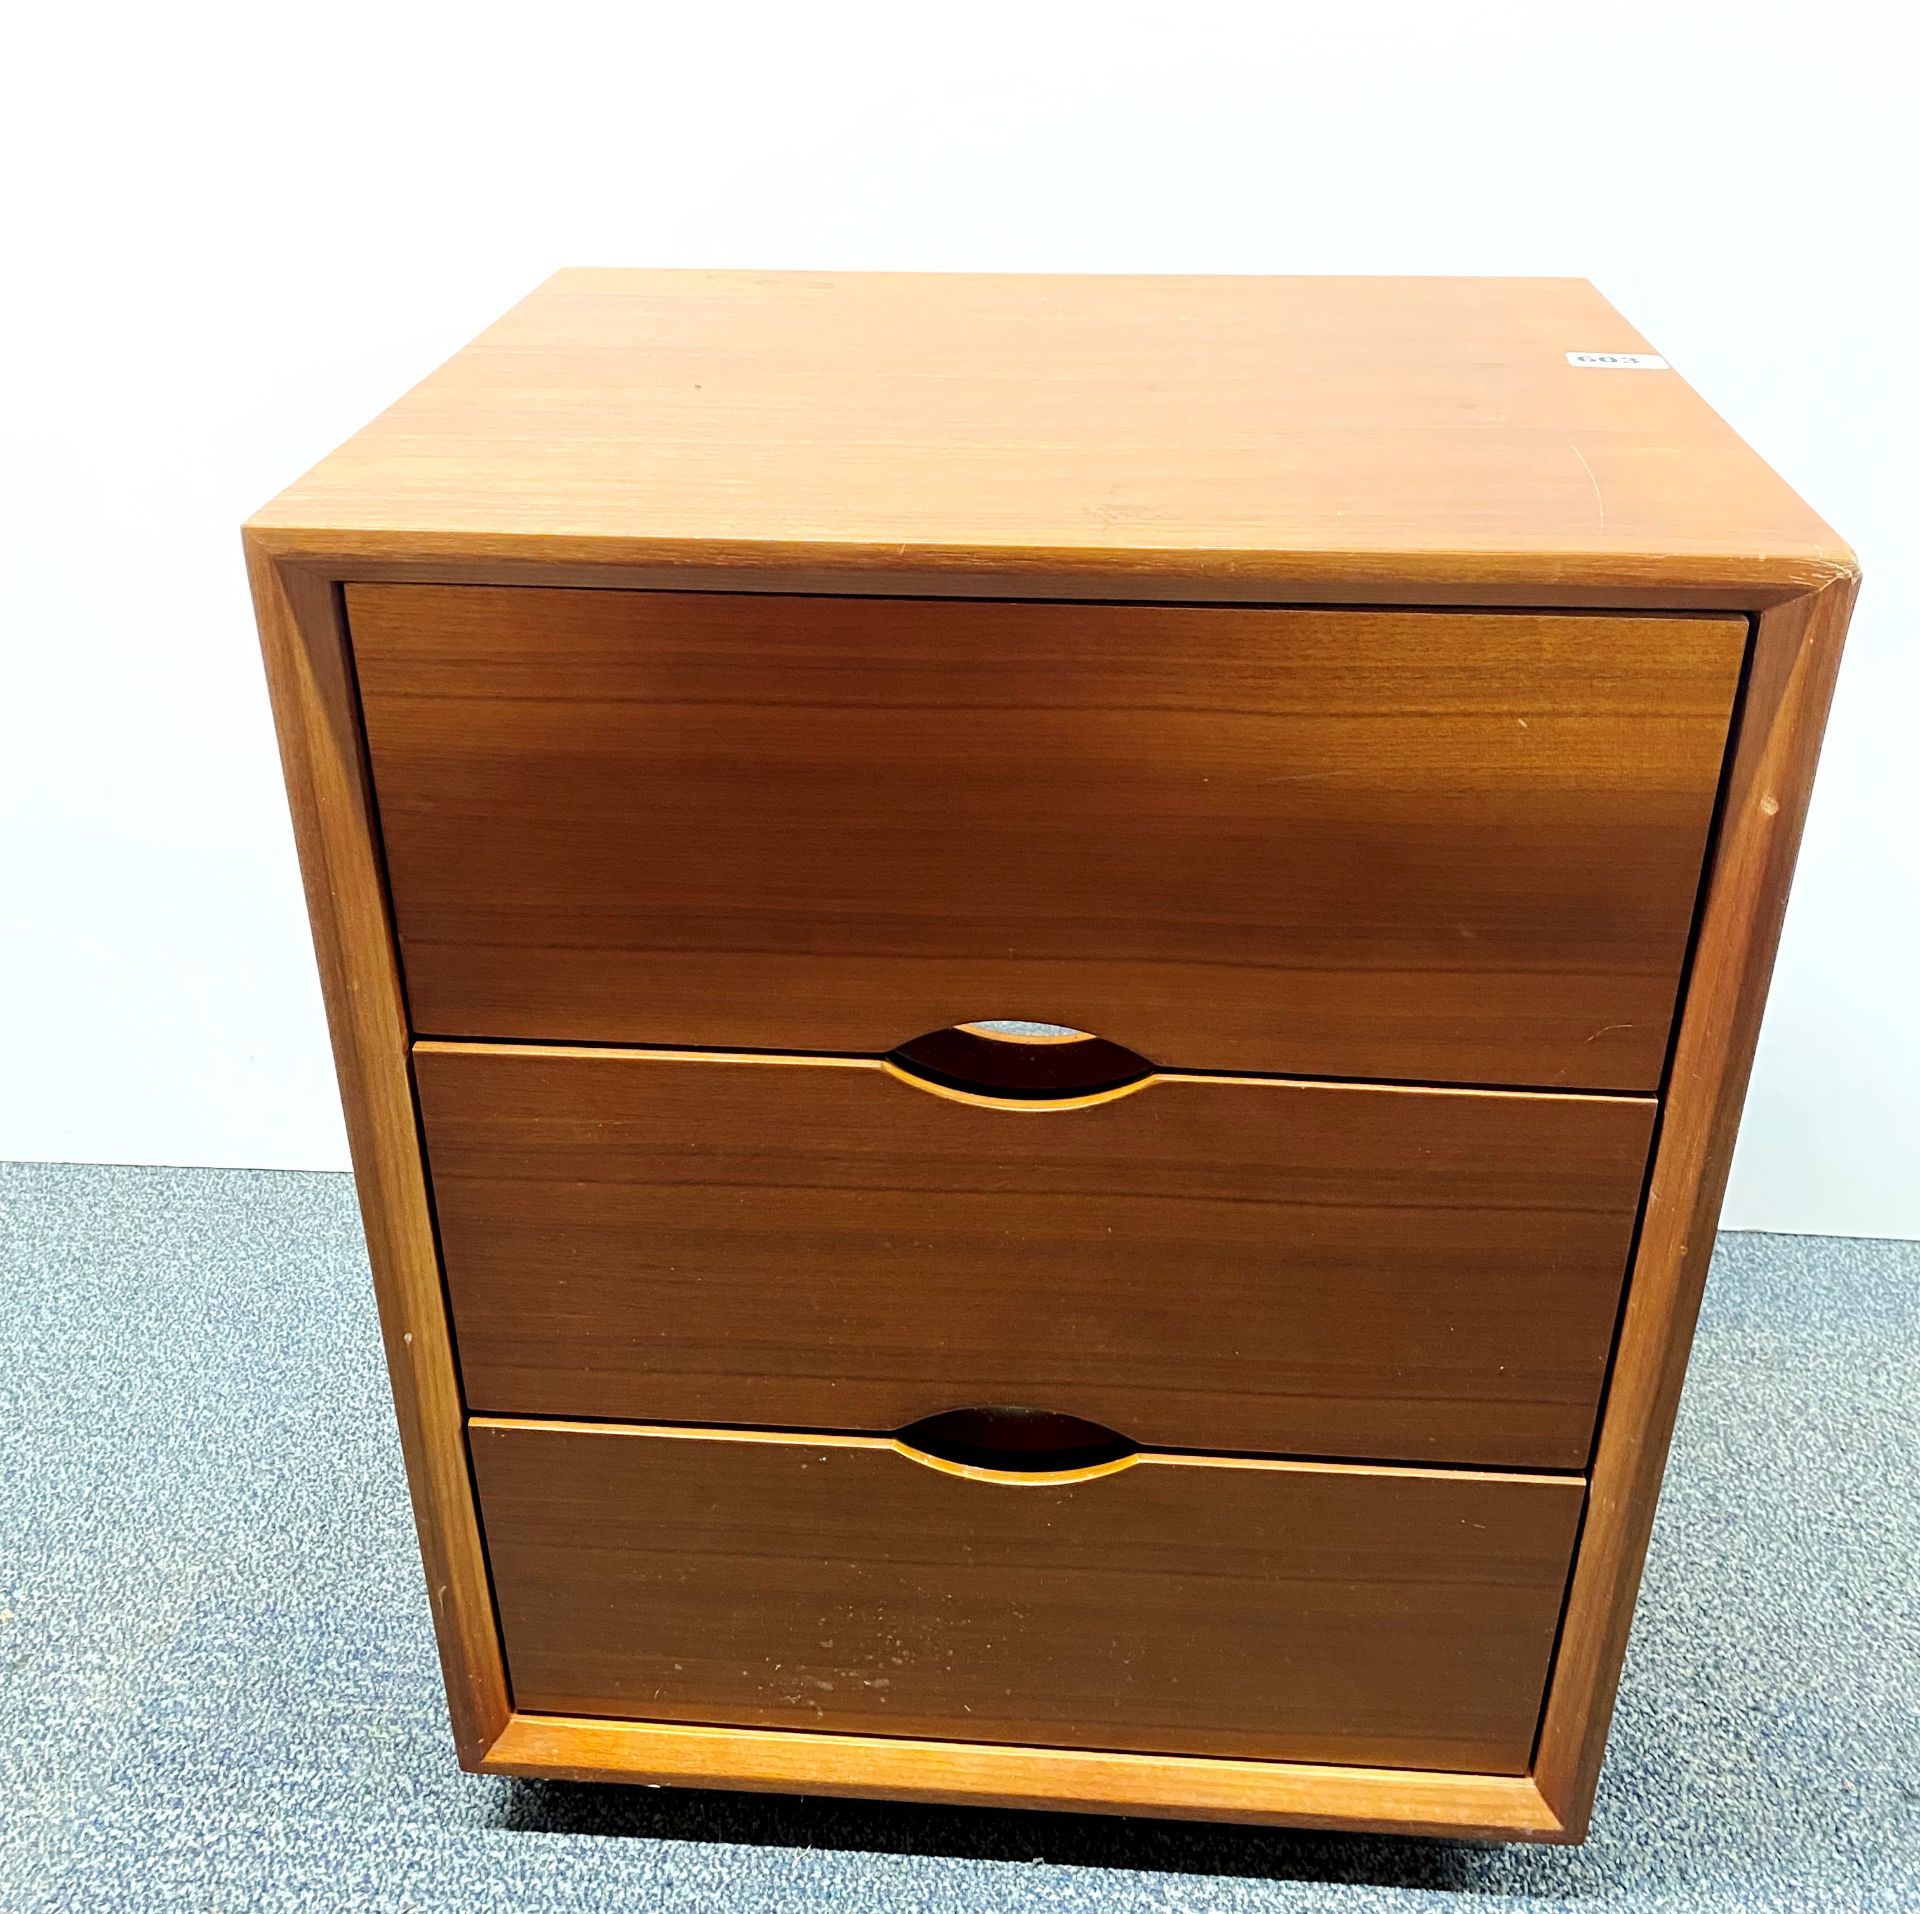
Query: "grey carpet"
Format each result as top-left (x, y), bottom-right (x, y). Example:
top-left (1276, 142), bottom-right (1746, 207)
top-left (1, 1161), bottom-right (1914, 1912)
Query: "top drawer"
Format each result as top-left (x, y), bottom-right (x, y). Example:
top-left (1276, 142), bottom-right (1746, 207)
top-left (349, 588), bottom-right (1744, 1090)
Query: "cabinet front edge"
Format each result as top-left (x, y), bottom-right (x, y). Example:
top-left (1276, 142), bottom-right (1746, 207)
top-left (476, 1711), bottom-right (1571, 1841)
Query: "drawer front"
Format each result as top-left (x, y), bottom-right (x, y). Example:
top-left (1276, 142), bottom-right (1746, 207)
top-left (419, 1042), bottom-right (1654, 1467)
top-left (351, 587), bottom-right (1744, 1092)
top-left (471, 1420), bottom-right (1584, 1774)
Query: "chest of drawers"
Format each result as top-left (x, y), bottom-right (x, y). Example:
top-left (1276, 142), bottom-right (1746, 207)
top-left (247, 271), bottom-right (1855, 1841)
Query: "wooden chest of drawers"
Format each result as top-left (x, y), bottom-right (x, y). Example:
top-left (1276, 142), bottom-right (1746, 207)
top-left (247, 271), bottom-right (1855, 1842)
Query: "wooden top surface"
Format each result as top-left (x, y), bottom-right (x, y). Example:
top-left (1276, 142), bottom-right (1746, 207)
top-left (249, 270), bottom-right (1851, 601)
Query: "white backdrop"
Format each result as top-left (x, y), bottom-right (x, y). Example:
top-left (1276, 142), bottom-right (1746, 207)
top-left (2, 2), bottom-right (1914, 1236)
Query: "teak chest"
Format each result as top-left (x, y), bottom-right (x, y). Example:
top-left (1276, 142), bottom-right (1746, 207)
top-left (247, 271), bottom-right (1855, 1841)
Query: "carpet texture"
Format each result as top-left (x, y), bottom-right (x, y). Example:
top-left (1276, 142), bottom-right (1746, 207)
top-left (1, 1161), bottom-right (1914, 1911)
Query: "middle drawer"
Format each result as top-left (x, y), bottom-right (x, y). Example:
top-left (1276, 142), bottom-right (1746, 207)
top-left (417, 1041), bottom-right (1652, 1469)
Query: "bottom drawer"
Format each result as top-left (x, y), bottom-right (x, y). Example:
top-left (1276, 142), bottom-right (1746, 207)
top-left (471, 1419), bottom-right (1583, 1775)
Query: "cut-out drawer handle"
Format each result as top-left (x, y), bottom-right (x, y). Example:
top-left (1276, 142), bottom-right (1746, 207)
top-left (893, 1407), bottom-right (1139, 1483)
top-left (887, 1022), bottom-right (1153, 1105)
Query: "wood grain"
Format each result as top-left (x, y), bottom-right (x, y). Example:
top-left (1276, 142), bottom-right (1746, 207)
top-left (470, 1420), bottom-right (1585, 1775)
top-left (418, 1042), bottom-right (1654, 1468)
top-left (1533, 573), bottom-right (1859, 1837)
top-left (246, 271), bottom-right (1849, 607)
top-left (243, 542), bottom-right (509, 1761)
top-left (242, 272), bottom-right (1862, 1838)
top-left (482, 1714), bottom-right (1568, 1839)
top-left (354, 588), bottom-right (1744, 1090)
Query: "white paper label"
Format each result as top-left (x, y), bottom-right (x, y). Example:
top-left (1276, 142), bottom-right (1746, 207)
top-left (1566, 351), bottom-right (1669, 369)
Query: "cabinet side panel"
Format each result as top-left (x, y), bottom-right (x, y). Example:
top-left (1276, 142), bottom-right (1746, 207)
top-left (245, 540), bottom-right (509, 1760)
top-left (1534, 574), bottom-right (1858, 1834)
